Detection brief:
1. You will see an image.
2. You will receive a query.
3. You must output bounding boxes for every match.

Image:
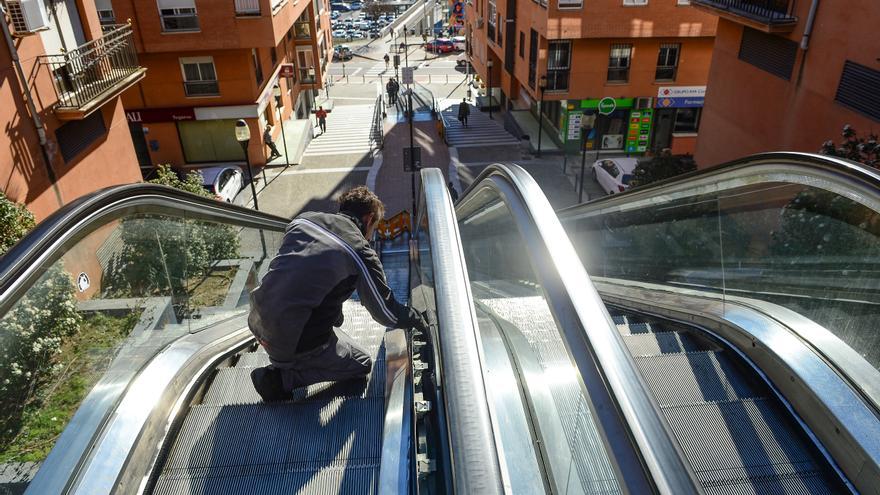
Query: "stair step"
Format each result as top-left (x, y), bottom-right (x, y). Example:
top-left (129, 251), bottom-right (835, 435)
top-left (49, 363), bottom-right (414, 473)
top-left (635, 351), bottom-right (766, 407)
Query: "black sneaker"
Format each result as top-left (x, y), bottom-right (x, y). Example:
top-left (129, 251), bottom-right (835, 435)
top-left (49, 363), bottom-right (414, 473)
top-left (250, 366), bottom-right (289, 402)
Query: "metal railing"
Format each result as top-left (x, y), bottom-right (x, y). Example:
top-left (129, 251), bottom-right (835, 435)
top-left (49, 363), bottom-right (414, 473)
top-left (234, 0), bottom-right (260, 15)
top-left (372, 91), bottom-right (385, 149)
top-left (692, 0), bottom-right (797, 23)
top-left (183, 80), bottom-right (220, 96)
top-left (40, 24), bottom-right (142, 112)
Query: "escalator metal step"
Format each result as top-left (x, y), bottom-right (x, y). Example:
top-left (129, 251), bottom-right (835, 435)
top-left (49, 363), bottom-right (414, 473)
top-left (152, 465), bottom-right (379, 495)
top-left (665, 398), bottom-right (841, 494)
top-left (235, 351), bottom-right (271, 368)
top-left (202, 359), bottom-right (386, 406)
top-left (635, 351), bottom-right (766, 407)
top-left (615, 320), bottom-right (678, 335)
top-left (154, 398), bottom-right (384, 494)
top-left (622, 331), bottom-right (720, 356)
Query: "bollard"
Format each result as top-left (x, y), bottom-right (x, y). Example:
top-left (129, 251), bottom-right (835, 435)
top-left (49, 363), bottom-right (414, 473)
top-left (446, 74), bottom-right (448, 84)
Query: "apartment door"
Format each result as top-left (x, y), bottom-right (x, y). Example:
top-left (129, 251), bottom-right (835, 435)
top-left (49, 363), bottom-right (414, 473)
top-left (652, 108), bottom-right (675, 152)
top-left (128, 122), bottom-right (152, 168)
top-left (297, 48), bottom-right (315, 74)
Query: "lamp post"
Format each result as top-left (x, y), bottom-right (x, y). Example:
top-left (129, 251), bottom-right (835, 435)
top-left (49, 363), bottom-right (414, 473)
top-left (537, 75), bottom-right (547, 157)
top-left (307, 66), bottom-right (316, 114)
top-left (235, 119), bottom-right (259, 211)
top-left (486, 59), bottom-right (493, 120)
top-left (272, 84), bottom-right (290, 168)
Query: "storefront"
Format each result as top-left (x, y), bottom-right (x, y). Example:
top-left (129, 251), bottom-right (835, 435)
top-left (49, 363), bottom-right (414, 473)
top-left (552, 97), bottom-right (655, 155)
top-left (652, 86), bottom-right (705, 155)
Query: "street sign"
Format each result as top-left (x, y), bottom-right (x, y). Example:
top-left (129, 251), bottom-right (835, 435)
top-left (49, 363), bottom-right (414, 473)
top-left (280, 64), bottom-right (295, 78)
top-left (393, 54), bottom-right (400, 69)
top-left (598, 97), bottom-right (616, 115)
top-left (401, 67), bottom-right (414, 85)
top-left (403, 146), bottom-right (421, 172)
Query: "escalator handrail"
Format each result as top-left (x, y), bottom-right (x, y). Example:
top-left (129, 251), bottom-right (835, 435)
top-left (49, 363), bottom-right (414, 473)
top-left (557, 151), bottom-right (880, 216)
top-left (0, 183), bottom-right (290, 315)
top-left (459, 164), bottom-right (702, 494)
top-left (416, 168), bottom-right (505, 494)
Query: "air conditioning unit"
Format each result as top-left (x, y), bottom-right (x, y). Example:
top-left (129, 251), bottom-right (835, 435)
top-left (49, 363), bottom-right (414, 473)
top-left (635, 97), bottom-right (653, 109)
top-left (602, 134), bottom-right (624, 149)
top-left (6, 0), bottom-right (51, 35)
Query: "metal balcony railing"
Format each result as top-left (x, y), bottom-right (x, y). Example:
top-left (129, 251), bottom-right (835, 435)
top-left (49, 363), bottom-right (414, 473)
top-left (40, 24), bottom-right (144, 113)
top-left (234, 0), bottom-right (260, 16)
top-left (691, 0), bottom-right (797, 24)
top-left (300, 68), bottom-right (316, 83)
top-left (183, 80), bottom-right (220, 96)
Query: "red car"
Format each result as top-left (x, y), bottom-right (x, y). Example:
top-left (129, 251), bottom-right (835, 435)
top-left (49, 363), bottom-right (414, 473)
top-left (425, 38), bottom-right (455, 53)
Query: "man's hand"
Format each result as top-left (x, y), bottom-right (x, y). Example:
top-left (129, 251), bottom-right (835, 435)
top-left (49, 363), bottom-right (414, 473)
top-left (403, 307), bottom-right (429, 333)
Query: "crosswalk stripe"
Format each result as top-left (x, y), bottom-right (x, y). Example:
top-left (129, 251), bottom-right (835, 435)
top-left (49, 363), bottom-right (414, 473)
top-left (303, 103), bottom-right (380, 157)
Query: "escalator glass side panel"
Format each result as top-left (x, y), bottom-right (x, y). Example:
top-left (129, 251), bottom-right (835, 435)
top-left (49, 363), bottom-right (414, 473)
top-left (1, 210), bottom-right (281, 493)
top-left (564, 180), bottom-right (880, 378)
top-left (458, 187), bottom-right (623, 495)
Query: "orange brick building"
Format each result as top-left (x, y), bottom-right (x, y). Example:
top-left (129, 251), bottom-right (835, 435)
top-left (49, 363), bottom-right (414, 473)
top-left (1, 0), bottom-right (145, 220)
top-left (110, 0), bottom-right (333, 170)
top-left (464, 0), bottom-right (717, 155)
top-left (692, 0), bottom-right (880, 167)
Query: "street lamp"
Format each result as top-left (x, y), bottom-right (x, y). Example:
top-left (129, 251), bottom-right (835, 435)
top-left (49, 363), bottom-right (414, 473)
top-left (235, 119), bottom-right (260, 211)
top-left (486, 59), bottom-right (493, 120)
top-left (272, 84), bottom-right (290, 168)
top-left (537, 75), bottom-right (547, 157)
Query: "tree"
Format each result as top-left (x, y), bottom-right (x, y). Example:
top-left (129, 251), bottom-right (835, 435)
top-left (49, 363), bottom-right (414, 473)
top-left (630, 151), bottom-right (697, 187)
top-left (820, 124), bottom-right (879, 168)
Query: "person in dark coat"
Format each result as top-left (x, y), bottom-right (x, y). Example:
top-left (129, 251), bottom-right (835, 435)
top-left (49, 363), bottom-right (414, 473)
top-left (457, 98), bottom-right (470, 127)
top-left (248, 186), bottom-right (428, 402)
top-left (263, 124), bottom-right (282, 160)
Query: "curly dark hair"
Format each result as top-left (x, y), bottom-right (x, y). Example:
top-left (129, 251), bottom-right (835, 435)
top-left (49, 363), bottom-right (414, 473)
top-left (338, 186), bottom-right (385, 220)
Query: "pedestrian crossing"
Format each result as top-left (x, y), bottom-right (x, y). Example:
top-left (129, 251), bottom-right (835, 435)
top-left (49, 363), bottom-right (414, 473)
top-left (302, 104), bottom-right (380, 157)
top-left (440, 99), bottom-right (522, 148)
top-left (364, 62), bottom-right (393, 78)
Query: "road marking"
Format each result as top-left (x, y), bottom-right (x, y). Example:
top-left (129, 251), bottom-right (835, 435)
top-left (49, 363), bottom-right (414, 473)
top-left (279, 166), bottom-right (371, 175)
top-left (351, 68), bottom-right (363, 76)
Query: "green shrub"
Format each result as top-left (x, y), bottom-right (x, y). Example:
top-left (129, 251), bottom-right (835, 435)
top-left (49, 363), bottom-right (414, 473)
top-left (820, 125), bottom-right (879, 168)
top-left (0, 192), bottom-right (36, 256)
top-left (631, 152), bottom-right (697, 187)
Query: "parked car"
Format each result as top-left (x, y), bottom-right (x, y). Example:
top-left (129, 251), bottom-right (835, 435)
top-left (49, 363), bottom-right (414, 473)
top-left (592, 157), bottom-right (638, 195)
top-left (330, 3), bottom-right (350, 11)
top-left (451, 36), bottom-right (466, 51)
top-left (198, 165), bottom-right (244, 203)
top-left (424, 38), bottom-right (455, 53)
top-left (333, 44), bottom-right (353, 60)
top-left (369, 29), bottom-right (381, 38)
top-left (349, 1), bottom-right (363, 9)
top-left (455, 52), bottom-right (472, 69)
top-left (330, 10), bottom-right (340, 18)
top-left (332, 29), bottom-right (347, 38)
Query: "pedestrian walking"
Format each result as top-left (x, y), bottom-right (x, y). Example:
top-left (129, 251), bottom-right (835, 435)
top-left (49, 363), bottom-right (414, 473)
top-left (391, 78), bottom-right (400, 105)
top-left (384, 53), bottom-right (390, 70)
top-left (386, 79), bottom-right (394, 105)
top-left (315, 106), bottom-right (328, 134)
top-left (248, 186), bottom-right (428, 402)
top-left (457, 98), bottom-right (470, 127)
top-left (263, 124), bottom-right (282, 160)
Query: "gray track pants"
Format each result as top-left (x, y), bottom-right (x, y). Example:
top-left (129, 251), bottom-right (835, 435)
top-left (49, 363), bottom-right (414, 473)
top-left (267, 327), bottom-right (372, 392)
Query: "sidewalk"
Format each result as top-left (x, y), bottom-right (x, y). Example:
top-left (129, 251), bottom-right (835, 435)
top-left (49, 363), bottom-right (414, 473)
top-left (509, 110), bottom-right (561, 154)
top-left (267, 118), bottom-right (312, 167)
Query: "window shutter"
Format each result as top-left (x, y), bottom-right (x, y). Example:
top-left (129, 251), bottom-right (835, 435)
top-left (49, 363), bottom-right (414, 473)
top-left (56, 111), bottom-right (107, 163)
top-left (835, 61), bottom-right (880, 122)
top-left (738, 27), bottom-right (797, 80)
top-left (157, 0), bottom-right (196, 9)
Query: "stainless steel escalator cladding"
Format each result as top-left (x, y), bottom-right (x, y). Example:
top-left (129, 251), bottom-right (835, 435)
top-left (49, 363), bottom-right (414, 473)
top-left (455, 164), bottom-right (702, 494)
top-left (416, 168), bottom-right (505, 494)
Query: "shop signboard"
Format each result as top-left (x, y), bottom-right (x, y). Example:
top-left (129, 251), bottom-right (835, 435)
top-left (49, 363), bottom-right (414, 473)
top-left (656, 86), bottom-right (706, 108)
top-left (598, 97), bottom-right (616, 115)
top-left (580, 97), bottom-right (634, 110)
top-left (567, 112), bottom-right (583, 141)
top-left (125, 107), bottom-right (196, 123)
top-left (625, 109), bottom-right (654, 153)
top-left (280, 64), bottom-right (296, 78)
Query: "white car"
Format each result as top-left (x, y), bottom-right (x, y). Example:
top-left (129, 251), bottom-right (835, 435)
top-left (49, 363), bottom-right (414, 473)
top-left (592, 157), bottom-right (638, 195)
top-left (451, 35), bottom-right (466, 51)
top-left (198, 165), bottom-right (244, 203)
top-left (332, 29), bottom-right (347, 38)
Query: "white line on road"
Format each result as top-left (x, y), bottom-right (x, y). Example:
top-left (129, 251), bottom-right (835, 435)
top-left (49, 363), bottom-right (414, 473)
top-left (279, 166), bottom-right (371, 175)
top-left (367, 151), bottom-right (382, 191)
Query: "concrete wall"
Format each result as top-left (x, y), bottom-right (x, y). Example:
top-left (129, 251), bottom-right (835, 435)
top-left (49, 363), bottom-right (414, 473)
top-left (695, 1), bottom-right (880, 167)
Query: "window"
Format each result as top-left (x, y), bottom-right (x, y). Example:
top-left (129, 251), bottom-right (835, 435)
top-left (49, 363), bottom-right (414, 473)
top-left (56, 111), bottom-right (107, 162)
top-left (295, 11), bottom-right (311, 38)
top-left (252, 48), bottom-right (264, 87)
top-left (158, 0), bottom-right (199, 32)
top-left (181, 57), bottom-right (219, 96)
top-left (607, 43), bottom-right (632, 82)
top-left (546, 40), bottom-right (570, 91)
top-left (673, 108), bottom-right (701, 133)
top-left (601, 161), bottom-right (620, 178)
top-left (655, 43), bottom-right (680, 81)
top-left (97, 9), bottom-right (115, 25)
top-left (677, 0), bottom-right (690, 4)
top-left (528, 29), bottom-right (538, 88)
top-left (519, 31), bottom-right (524, 58)
top-left (558, 0), bottom-right (581, 8)
top-left (738, 27), bottom-right (797, 80)
top-left (623, 0), bottom-right (647, 4)
top-left (835, 61), bottom-right (880, 122)
top-left (487, 0), bottom-right (496, 41)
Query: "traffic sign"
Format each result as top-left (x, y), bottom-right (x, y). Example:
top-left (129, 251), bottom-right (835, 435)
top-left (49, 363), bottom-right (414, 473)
top-left (598, 97), bottom-right (616, 115)
top-left (401, 67), bottom-right (414, 85)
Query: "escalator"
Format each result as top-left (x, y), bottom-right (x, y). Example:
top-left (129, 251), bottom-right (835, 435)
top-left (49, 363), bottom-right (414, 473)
top-left (0, 154), bottom-right (878, 495)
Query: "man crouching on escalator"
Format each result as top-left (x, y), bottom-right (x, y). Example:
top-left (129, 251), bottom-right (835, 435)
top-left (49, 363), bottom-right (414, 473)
top-left (247, 186), bottom-right (427, 402)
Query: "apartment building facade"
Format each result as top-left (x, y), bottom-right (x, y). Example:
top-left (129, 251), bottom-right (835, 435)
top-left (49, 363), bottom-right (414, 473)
top-left (1, 0), bottom-right (145, 220)
top-left (465, 0), bottom-right (717, 156)
top-left (109, 0), bottom-right (332, 170)
top-left (691, 0), bottom-right (880, 167)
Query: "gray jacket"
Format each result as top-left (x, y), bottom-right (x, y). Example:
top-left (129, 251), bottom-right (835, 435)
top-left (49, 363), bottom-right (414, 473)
top-left (248, 211), bottom-right (416, 358)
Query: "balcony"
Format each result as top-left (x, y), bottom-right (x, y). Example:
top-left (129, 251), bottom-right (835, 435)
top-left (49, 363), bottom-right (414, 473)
top-left (691, 0), bottom-right (798, 32)
top-left (40, 24), bottom-right (146, 120)
top-left (299, 68), bottom-right (316, 84)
